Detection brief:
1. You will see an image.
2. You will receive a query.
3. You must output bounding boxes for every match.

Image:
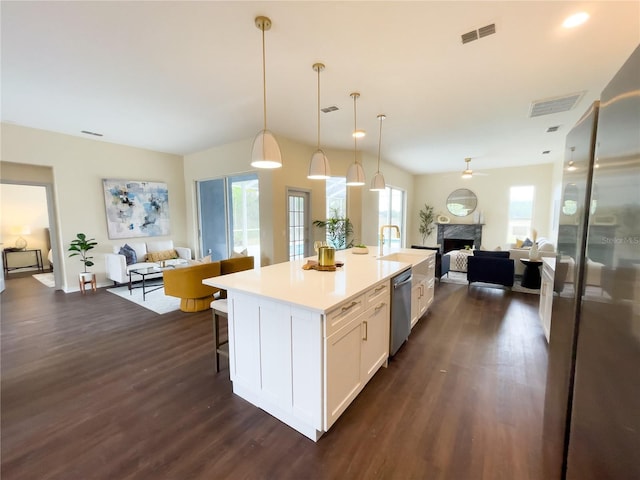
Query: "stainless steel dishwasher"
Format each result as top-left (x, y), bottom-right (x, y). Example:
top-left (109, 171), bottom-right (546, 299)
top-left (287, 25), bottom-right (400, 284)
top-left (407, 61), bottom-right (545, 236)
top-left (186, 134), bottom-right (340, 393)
top-left (390, 268), bottom-right (412, 356)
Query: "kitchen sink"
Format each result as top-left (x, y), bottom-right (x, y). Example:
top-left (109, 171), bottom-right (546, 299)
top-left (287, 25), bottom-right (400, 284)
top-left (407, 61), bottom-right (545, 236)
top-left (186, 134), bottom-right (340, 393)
top-left (377, 252), bottom-right (425, 264)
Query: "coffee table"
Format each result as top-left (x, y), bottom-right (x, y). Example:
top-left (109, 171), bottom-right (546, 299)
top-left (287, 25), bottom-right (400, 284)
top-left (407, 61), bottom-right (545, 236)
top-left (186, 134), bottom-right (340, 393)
top-left (128, 265), bottom-right (176, 301)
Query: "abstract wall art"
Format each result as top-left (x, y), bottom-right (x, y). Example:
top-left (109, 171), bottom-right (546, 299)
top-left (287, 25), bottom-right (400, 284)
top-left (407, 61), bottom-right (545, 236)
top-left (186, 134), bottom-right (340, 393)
top-left (102, 179), bottom-right (170, 239)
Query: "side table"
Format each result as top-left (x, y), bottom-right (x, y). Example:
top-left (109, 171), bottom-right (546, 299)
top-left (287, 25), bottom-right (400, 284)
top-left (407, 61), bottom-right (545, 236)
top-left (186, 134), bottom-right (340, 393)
top-left (3, 248), bottom-right (44, 276)
top-left (520, 259), bottom-right (543, 289)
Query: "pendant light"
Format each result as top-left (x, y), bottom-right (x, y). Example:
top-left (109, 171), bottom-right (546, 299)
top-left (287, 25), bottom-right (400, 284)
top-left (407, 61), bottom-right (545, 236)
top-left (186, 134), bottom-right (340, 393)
top-left (346, 92), bottom-right (365, 186)
top-left (370, 114), bottom-right (386, 191)
top-left (461, 157), bottom-right (473, 179)
top-left (567, 146), bottom-right (577, 171)
top-left (308, 63), bottom-right (330, 179)
top-left (250, 16), bottom-right (282, 169)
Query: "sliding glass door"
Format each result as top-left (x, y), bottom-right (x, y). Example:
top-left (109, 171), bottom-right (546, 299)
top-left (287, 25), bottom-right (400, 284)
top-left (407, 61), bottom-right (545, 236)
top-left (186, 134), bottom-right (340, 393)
top-left (197, 174), bottom-right (260, 261)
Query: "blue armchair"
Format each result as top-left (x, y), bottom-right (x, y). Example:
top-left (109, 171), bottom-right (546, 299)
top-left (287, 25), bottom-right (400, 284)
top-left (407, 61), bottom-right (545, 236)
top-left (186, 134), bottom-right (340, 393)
top-left (467, 250), bottom-right (515, 288)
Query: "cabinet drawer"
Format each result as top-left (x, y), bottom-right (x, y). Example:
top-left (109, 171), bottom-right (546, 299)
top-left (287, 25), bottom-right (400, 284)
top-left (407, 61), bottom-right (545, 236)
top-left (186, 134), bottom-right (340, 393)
top-left (325, 294), bottom-right (365, 337)
top-left (365, 280), bottom-right (389, 310)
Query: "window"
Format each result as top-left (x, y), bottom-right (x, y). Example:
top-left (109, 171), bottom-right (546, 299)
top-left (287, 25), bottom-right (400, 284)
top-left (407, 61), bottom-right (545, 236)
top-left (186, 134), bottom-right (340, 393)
top-left (197, 173), bottom-right (260, 261)
top-left (507, 185), bottom-right (535, 243)
top-left (378, 186), bottom-right (406, 249)
top-left (287, 189), bottom-right (310, 261)
top-left (326, 177), bottom-right (346, 218)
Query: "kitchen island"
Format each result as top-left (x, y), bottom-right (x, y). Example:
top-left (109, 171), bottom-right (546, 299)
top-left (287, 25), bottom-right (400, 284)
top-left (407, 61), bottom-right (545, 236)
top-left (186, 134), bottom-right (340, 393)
top-left (203, 247), bottom-right (435, 440)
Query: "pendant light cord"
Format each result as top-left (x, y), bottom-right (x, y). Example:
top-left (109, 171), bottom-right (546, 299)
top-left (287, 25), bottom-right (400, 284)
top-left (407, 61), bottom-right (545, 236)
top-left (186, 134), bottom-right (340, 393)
top-left (353, 94), bottom-right (358, 164)
top-left (317, 66), bottom-right (321, 150)
top-left (262, 25), bottom-right (267, 131)
top-left (377, 116), bottom-right (383, 173)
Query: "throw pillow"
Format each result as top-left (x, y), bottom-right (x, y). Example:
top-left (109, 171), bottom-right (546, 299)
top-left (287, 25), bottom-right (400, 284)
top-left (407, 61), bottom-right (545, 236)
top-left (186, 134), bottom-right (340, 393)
top-left (147, 249), bottom-right (178, 262)
top-left (119, 244), bottom-right (137, 265)
top-left (188, 255), bottom-right (212, 266)
top-left (231, 248), bottom-right (248, 258)
top-left (515, 238), bottom-right (524, 248)
top-left (522, 237), bottom-right (533, 247)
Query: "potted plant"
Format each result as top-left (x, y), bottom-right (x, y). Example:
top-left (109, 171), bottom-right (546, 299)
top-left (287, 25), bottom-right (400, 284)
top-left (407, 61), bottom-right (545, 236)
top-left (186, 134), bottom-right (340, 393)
top-left (313, 208), bottom-right (354, 250)
top-left (418, 204), bottom-right (435, 244)
top-left (352, 243), bottom-right (369, 255)
top-left (68, 233), bottom-right (98, 280)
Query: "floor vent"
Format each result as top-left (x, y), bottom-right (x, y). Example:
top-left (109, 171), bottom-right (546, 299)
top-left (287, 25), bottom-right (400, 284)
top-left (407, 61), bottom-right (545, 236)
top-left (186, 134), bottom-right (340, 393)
top-left (321, 105), bottom-right (339, 113)
top-left (530, 92), bottom-right (585, 117)
top-left (461, 23), bottom-right (496, 44)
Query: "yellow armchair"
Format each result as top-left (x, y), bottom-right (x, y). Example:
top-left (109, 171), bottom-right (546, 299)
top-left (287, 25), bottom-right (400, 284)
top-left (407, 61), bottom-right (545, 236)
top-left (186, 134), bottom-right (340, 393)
top-left (163, 262), bottom-right (221, 312)
top-left (219, 256), bottom-right (254, 298)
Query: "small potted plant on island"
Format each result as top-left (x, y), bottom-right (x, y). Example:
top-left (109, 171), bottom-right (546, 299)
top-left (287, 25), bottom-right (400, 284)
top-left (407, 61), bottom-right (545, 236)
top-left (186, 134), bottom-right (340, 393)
top-left (68, 233), bottom-right (98, 292)
top-left (352, 243), bottom-right (369, 255)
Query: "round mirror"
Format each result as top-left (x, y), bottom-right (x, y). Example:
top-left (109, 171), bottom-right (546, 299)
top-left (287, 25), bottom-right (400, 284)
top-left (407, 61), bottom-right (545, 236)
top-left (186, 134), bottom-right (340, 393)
top-left (446, 188), bottom-right (478, 217)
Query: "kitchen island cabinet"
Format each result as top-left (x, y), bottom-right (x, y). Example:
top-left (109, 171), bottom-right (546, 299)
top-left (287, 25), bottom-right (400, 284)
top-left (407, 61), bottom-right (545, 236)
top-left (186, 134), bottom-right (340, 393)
top-left (204, 247), bottom-right (435, 441)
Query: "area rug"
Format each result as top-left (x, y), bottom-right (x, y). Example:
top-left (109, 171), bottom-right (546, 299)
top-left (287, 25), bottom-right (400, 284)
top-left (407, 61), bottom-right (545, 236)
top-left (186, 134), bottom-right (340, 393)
top-left (441, 271), bottom-right (540, 294)
top-left (33, 272), bottom-right (55, 288)
top-left (107, 285), bottom-right (181, 314)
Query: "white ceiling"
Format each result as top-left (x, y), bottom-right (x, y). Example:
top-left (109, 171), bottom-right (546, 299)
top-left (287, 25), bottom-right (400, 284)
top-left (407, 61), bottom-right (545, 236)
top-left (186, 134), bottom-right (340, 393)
top-left (2, 1), bottom-right (639, 174)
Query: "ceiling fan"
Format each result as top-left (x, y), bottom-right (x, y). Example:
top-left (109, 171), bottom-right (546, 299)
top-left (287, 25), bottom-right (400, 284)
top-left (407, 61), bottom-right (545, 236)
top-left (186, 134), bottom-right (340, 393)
top-left (461, 157), bottom-right (489, 178)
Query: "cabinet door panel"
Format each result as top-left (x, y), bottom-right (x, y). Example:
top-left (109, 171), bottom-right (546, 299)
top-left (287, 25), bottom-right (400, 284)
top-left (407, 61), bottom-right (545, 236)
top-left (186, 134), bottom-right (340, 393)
top-left (325, 319), bottom-right (362, 429)
top-left (230, 294), bottom-right (261, 388)
top-left (411, 283), bottom-right (421, 328)
top-left (259, 302), bottom-right (293, 406)
top-left (361, 299), bottom-right (390, 382)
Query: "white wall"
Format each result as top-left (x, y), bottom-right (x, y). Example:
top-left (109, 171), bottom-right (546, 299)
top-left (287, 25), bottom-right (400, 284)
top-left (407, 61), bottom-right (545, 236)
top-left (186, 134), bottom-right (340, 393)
top-left (184, 135), bottom-right (365, 266)
top-left (412, 163), bottom-right (555, 250)
top-left (360, 151), bottom-right (415, 247)
top-left (2, 122), bottom-right (561, 291)
top-left (1, 123), bottom-right (185, 292)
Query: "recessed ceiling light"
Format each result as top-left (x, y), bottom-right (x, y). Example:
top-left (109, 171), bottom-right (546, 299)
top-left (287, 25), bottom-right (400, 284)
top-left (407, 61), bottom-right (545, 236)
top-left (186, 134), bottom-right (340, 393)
top-left (352, 130), bottom-right (366, 138)
top-left (563, 12), bottom-right (589, 28)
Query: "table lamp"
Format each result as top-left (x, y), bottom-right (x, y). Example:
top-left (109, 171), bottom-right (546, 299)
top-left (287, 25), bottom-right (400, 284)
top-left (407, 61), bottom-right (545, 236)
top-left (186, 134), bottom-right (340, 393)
top-left (11, 225), bottom-right (31, 250)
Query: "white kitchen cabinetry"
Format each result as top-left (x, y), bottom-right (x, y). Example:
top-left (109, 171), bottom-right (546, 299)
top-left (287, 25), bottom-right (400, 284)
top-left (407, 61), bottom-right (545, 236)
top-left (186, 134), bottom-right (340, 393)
top-left (410, 255), bottom-right (435, 328)
top-left (324, 280), bottom-right (390, 430)
top-left (539, 259), bottom-right (555, 342)
top-left (205, 247), bottom-right (434, 441)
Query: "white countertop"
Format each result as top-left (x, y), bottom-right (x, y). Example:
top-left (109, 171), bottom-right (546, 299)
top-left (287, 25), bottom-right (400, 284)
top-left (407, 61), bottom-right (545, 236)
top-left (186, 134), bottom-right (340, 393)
top-left (203, 247), bottom-right (435, 313)
top-left (542, 256), bottom-right (556, 271)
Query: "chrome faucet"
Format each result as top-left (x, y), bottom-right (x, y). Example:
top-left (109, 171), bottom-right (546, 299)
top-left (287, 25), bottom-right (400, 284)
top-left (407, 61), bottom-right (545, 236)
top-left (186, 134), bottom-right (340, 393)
top-left (379, 224), bottom-right (400, 255)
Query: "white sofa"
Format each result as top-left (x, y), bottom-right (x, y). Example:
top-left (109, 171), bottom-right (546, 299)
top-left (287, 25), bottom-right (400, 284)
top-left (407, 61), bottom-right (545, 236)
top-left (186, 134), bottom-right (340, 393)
top-left (509, 237), bottom-right (556, 276)
top-left (105, 240), bottom-right (191, 285)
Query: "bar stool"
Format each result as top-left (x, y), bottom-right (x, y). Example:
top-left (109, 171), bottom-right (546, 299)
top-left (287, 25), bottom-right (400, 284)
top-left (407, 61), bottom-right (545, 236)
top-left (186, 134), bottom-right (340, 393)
top-left (210, 299), bottom-right (229, 373)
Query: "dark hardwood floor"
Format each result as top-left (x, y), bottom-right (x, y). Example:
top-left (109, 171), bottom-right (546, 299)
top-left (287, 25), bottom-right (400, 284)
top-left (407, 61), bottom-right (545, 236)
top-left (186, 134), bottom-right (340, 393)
top-left (1, 273), bottom-right (548, 480)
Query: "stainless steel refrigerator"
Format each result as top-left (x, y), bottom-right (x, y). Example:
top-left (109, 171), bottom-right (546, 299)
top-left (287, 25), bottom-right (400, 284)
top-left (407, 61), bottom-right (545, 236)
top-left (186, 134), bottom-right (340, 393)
top-left (543, 44), bottom-right (640, 479)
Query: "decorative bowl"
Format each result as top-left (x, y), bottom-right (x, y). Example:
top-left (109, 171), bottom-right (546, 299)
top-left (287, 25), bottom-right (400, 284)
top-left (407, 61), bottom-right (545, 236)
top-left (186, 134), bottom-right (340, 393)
top-left (352, 246), bottom-right (369, 254)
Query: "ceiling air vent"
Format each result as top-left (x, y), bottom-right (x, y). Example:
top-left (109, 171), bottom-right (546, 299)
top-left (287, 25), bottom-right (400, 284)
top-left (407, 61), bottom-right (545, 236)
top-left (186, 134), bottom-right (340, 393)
top-left (529, 91), bottom-right (585, 117)
top-left (321, 105), bottom-right (339, 113)
top-left (547, 125), bottom-right (560, 133)
top-left (461, 30), bottom-right (478, 44)
top-left (478, 23), bottom-right (496, 38)
top-left (81, 130), bottom-right (103, 137)
top-left (461, 23), bottom-right (496, 44)
top-left (543, 150), bottom-right (551, 154)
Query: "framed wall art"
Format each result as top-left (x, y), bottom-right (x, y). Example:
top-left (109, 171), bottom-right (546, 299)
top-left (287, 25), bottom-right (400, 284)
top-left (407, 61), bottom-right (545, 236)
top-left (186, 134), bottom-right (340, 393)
top-left (102, 179), bottom-right (170, 239)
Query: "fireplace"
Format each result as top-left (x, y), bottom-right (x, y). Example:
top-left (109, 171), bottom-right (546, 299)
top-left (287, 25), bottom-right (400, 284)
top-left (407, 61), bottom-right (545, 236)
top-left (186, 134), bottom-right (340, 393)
top-left (443, 238), bottom-right (474, 253)
top-left (437, 224), bottom-right (483, 253)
